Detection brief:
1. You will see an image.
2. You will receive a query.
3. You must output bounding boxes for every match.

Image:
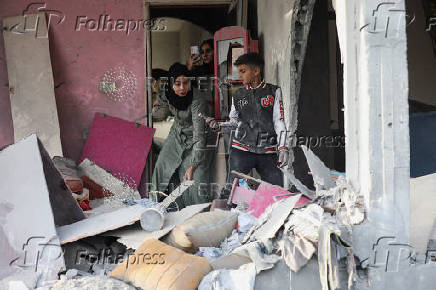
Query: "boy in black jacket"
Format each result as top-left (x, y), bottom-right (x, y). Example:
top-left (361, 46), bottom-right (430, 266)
top-left (206, 53), bottom-right (289, 192)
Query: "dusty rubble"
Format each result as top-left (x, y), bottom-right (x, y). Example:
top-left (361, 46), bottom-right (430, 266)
top-left (0, 135), bottom-right (369, 290)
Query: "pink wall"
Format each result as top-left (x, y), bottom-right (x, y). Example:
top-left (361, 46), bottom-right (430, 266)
top-left (0, 0), bottom-right (145, 161)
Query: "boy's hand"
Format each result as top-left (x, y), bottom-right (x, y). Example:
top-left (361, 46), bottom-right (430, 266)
top-left (277, 150), bottom-right (289, 168)
top-left (205, 117), bottom-right (220, 130)
top-left (198, 113), bottom-right (220, 130)
top-left (184, 165), bottom-right (196, 181)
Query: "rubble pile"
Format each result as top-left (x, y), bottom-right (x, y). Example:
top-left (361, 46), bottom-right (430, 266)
top-left (0, 137), bottom-right (364, 290)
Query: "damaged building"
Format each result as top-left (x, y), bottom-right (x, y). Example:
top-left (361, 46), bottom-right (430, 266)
top-left (1, 0), bottom-right (436, 289)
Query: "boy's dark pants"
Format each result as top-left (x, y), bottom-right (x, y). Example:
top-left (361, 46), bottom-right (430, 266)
top-left (221, 148), bottom-right (284, 198)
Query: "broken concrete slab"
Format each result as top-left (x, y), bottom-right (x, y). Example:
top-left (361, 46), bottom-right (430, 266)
top-left (56, 204), bottom-right (147, 245)
top-left (2, 13), bottom-right (62, 157)
top-left (0, 135), bottom-right (66, 287)
top-left (106, 203), bottom-right (211, 249)
top-left (78, 159), bottom-right (141, 201)
top-left (301, 145), bottom-right (336, 191)
top-left (198, 263), bottom-right (256, 290)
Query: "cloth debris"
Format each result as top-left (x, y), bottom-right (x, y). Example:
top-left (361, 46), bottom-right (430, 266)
top-left (232, 240), bottom-right (281, 273)
top-left (284, 204), bottom-right (324, 243)
top-left (196, 209), bottom-right (256, 260)
top-left (317, 222), bottom-right (352, 290)
top-left (280, 234), bottom-right (316, 272)
top-left (197, 247), bottom-right (224, 261)
top-left (198, 263), bottom-right (256, 290)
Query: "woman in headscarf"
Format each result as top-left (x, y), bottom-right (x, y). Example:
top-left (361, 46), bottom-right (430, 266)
top-left (151, 63), bottom-right (213, 208)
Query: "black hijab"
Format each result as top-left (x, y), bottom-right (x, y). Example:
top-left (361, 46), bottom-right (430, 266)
top-left (166, 63), bottom-right (193, 111)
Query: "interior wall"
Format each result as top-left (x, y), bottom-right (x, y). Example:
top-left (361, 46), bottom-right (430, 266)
top-left (151, 17), bottom-right (212, 71)
top-left (257, 0), bottom-right (333, 186)
top-left (257, 0), bottom-right (295, 123)
top-left (0, 0), bottom-right (145, 162)
top-left (179, 21), bottom-right (212, 64)
top-left (406, 0), bottom-right (436, 106)
top-left (152, 31), bottom-right (181, 70)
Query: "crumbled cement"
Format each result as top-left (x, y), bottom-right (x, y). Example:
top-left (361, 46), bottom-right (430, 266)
top-left (50, 276), bottom-right (135, 290)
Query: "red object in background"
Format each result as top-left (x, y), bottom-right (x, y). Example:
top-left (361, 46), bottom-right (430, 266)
top-left (213, 26), bottom-right (259, 120)
top-left (81, 175), bottom-right (113, 200)
top-left (230, 181), bottom-right (312, 218)
top-left (78, 200), bottom-right (92, 211)
top-left (80, 113), bottom-right (155, 189)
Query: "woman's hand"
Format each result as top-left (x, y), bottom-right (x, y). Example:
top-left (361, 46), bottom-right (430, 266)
top-left (187, 54), bottom-right (201, 71)
top-left (184, 165), bottom-right (196, 181)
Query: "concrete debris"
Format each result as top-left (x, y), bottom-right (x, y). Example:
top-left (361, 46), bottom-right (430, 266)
top-left (336, 187), bottom-right (365, 226)
top-left (56, 204), bottom-right (147, 244)
top-left (232, 240), bottom-right (281, 273)
top-left (198, 263), bottom-right (256, 290)
top-left (281, 168), bottom-right (316, 199)
top-left (301, 145), bottom-right (336, 191)
top-left (284, 204), bottom-right (324, 243)
top-left (78, 159), bottom-right (141, 203)
top-left (197, 247), bottom-right (224, 261)
top-left (50, 275), bottom-right (135, 290)
top-left (104, 203), bottom-right (211, 249)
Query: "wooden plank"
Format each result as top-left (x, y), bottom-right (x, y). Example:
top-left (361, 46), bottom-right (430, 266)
top-left (2, 13), bottom-right (62, 157)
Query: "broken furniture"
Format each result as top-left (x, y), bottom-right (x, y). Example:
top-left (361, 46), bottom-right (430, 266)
top-left (80, 113), bottom-right (155, 189)
top-left (228, 170), bottom-right (312, 217)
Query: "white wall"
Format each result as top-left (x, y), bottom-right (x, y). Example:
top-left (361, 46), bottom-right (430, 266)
top-left (152, 31), bottom-right (181, 70)
top-left (151, 18), bottom-right (212, 71)
top-left (257, 0), bottom-right (295, 124)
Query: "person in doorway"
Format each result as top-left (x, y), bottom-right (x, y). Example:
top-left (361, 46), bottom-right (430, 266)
top-left (187, 38), bottom-right (215, 77)
top-left (151, 63), bottom-right (213, 208)
top-left (205, 53), bottom-right (290, 196)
